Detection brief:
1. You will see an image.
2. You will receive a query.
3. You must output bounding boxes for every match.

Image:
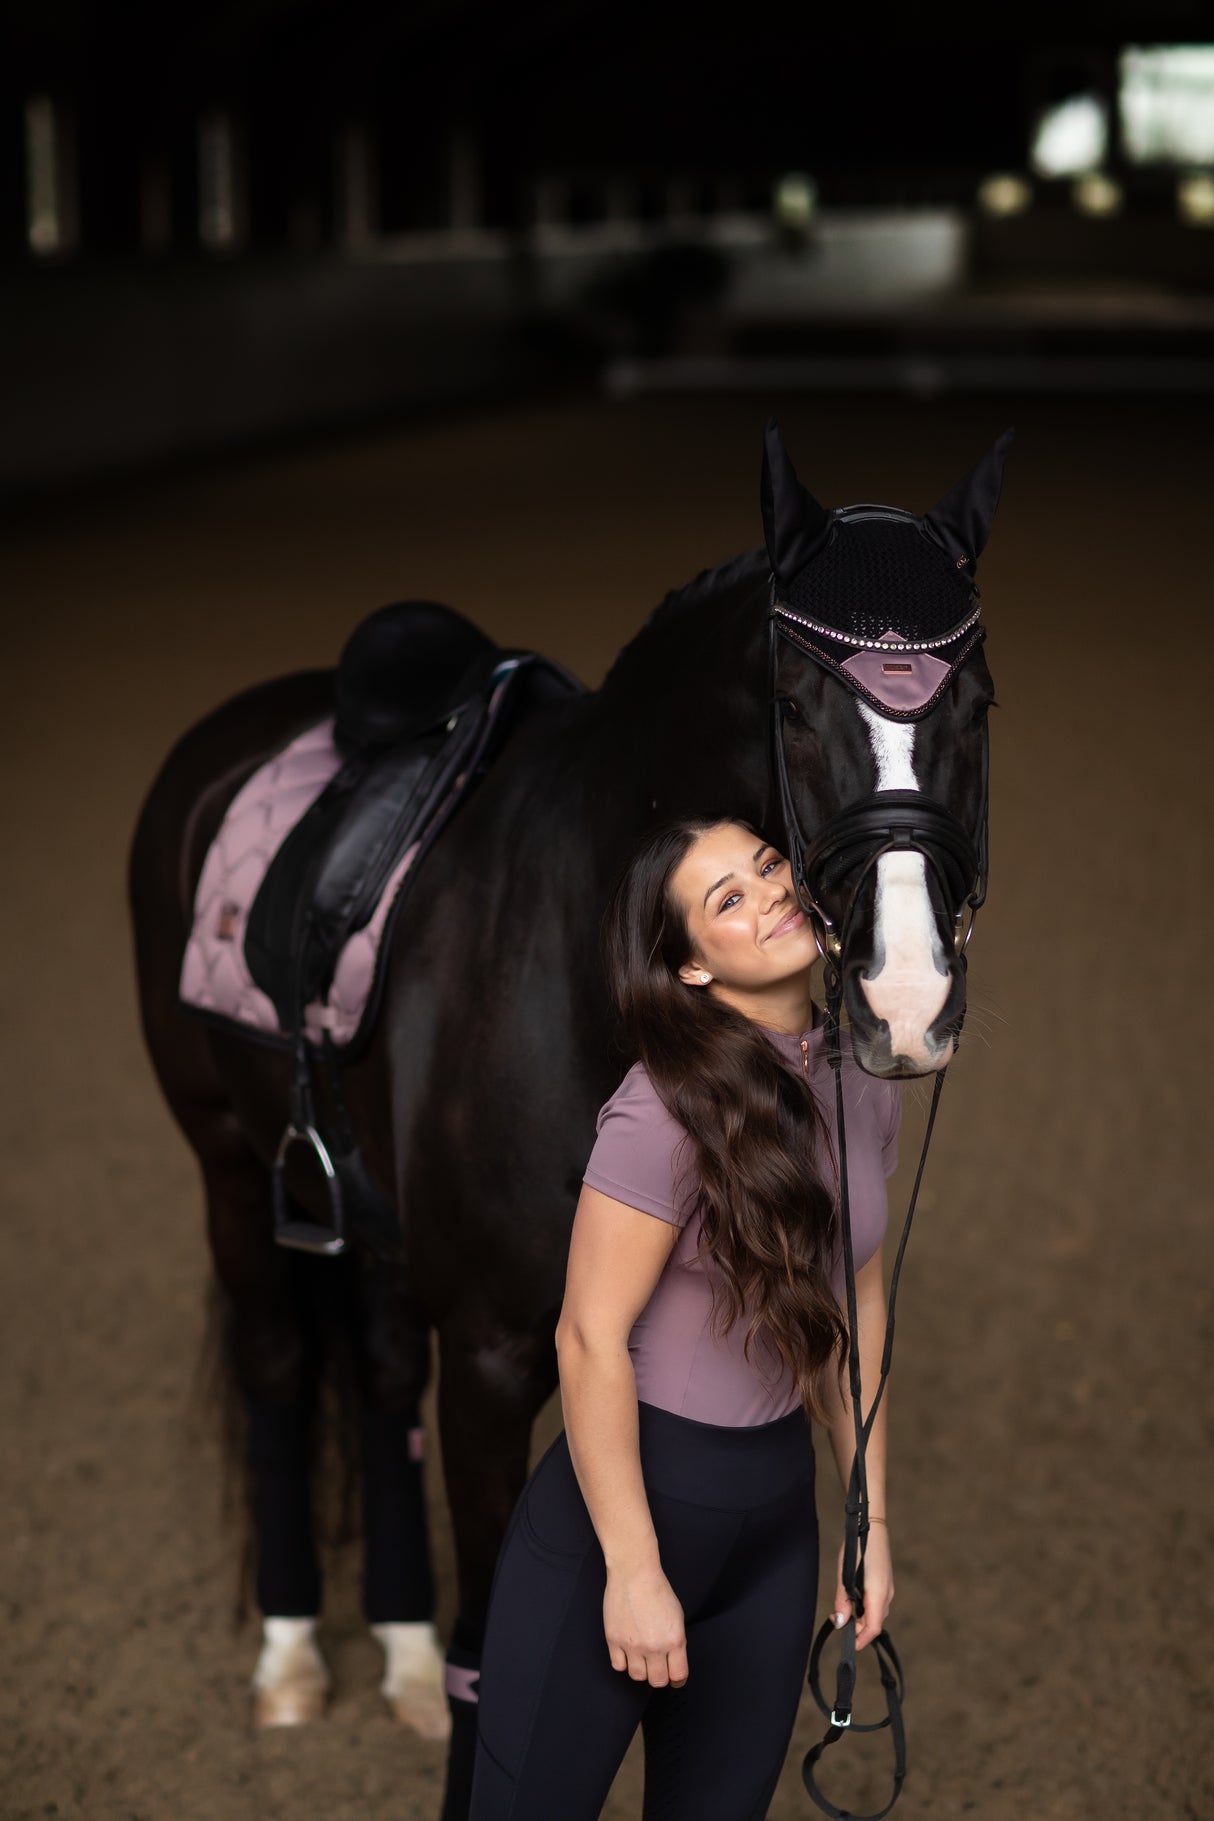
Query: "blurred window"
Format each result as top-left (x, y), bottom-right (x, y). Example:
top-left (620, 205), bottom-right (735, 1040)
top-left (198, 111), bottom-right (242, 250)
top-left (1031, 93), bottom-right (1109, 177)
top-left (25, 95), bottom-right (77, 256)
top-left (1120, 45), bottom-right (1214, 165)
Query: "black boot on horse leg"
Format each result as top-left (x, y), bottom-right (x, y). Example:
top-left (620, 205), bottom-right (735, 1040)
top-left (246, 1394), bottom-right (329, 1726)
top-left (349, 1267), bottom-right (446, 1736)
top-left (435, 1314), bottom-right (559, 1821)
top-left (199, 1157), bottom-right (330, 1729)
top-left (361, 1404), bottom-right (446, 1738)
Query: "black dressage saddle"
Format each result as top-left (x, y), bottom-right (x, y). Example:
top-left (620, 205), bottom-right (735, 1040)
top-left (242, 598), bottom-right (585, 1258)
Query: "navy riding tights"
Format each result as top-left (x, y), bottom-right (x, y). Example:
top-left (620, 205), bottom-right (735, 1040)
top-left (469, 1400), bottom-right (819, 1821)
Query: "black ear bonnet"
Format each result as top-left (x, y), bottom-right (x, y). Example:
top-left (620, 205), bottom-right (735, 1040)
top-left (776, 513), bottom-right (975, 644)
top-left (763, 418), bottom-right (1014, 717)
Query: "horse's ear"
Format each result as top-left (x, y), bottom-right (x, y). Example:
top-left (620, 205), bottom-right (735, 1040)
top-left (923, 427), bottom-right (1015, 568)
top-left (761, 417), bottom-right (832, 584)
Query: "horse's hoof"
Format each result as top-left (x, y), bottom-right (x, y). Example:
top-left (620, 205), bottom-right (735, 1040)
top-left (251, 1617), bottom-right (330, 1728)
top-left (389, 1686), bottom-right (452, 1740)
top-left (371, 1620), bottom-right (450, 1740)
top-left (253, 1682), bottom-right (328, 1728)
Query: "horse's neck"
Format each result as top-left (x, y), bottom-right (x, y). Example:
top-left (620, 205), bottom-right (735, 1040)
top-left (449, 556), bottom-right (769, 930)
top-left (417, 564), bottom-right (771, 1087)
top-left (588, 573), bottom-right (769, 811)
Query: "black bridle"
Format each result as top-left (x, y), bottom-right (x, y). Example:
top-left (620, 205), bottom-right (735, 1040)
top-left (769, 607), bottom-right (990, 968)
top-left (766, 605), bottom-right (990, 1819)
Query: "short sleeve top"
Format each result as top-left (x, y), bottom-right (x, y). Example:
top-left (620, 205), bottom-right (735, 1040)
top-left (581, 1018), bottom-right (901, 1426)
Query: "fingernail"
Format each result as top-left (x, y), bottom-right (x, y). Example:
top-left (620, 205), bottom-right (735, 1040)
top-left (832, 1610), bottom-right (848, 1629)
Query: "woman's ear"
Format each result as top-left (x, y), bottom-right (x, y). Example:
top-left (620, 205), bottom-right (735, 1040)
top-left (677, 961), bottom-right (712, 987)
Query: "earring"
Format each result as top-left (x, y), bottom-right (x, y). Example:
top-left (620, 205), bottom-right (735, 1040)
top-left (699, 973), bottom-right (710, 984)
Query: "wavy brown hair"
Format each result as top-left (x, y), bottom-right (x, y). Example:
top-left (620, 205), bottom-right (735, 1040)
top-left (602, 816), bottom-right (847, 1424)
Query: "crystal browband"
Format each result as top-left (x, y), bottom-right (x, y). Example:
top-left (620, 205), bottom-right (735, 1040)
top-left (771, 600), bottom-right (982, 653)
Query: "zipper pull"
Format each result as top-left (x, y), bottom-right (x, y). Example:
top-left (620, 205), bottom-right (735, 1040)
top-left (800, 1037), bottom-right (809, 1078)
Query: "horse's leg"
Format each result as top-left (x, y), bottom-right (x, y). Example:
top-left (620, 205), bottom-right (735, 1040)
top-left (435, 1307), bottom-right (559, 1821)
top-left (348, 1261), bottom-right (446, 1738)
top-left (197, 1123), bottom-right (330, 1727)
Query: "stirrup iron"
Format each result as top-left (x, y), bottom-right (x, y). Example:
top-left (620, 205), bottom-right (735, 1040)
top-left (272, 1121), bottom-right (346, 1254)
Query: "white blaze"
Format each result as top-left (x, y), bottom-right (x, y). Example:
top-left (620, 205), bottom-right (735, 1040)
top-left (856, 702), bottom-right (950, 1066)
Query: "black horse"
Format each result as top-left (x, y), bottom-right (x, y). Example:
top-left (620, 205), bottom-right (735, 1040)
top-left (128, 421), bottom-right (1010, 1819)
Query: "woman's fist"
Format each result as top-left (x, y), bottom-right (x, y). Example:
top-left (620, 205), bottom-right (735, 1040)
top-left (603, 1562), bottom-right (689, 1688)
top-left (833, 1526), bottom-right (894, 1650)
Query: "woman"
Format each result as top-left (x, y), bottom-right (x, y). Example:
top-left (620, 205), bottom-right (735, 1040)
top-left (468, 816), bottom-right (901, 1820)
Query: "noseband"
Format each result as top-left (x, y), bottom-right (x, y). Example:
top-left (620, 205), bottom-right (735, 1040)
top-left (765, 577), bottom-right (991, 1820)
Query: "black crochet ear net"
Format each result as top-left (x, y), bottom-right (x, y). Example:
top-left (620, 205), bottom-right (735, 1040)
top-left (760, 416), bottom-right (1015, 651)
top-left (776, 517), bottom-right (978, 646)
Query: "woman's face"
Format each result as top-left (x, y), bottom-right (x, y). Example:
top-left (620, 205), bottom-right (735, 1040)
top-left (669, 823), bottom-right (818, 992)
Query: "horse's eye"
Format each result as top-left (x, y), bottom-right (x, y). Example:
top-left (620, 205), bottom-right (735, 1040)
top-left (783, 698), bottom-right (800, 720)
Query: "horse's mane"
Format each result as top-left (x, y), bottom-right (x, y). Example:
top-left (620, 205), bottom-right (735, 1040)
top-left (600, 545), bottom-right (769, 691)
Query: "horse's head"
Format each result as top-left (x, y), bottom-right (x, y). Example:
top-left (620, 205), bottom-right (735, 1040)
top-left (762, 419), bottom-right (1013, 1078)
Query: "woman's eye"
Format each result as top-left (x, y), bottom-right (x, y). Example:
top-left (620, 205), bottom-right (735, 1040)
top-left (719, 892), bottom-right (741, 912)
top-left (762, 858), bottom-right (784, 875)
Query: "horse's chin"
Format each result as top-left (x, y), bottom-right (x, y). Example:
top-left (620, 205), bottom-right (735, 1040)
top-left (846, 1019), bottom-right (957, 1079)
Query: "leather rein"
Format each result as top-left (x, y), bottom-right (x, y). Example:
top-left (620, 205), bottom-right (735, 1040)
top-left (766, 603), bottom-right (990, 1818)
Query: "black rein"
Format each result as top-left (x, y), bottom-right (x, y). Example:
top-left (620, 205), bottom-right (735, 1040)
top-left (766, 610), bottom-right (988, 1818)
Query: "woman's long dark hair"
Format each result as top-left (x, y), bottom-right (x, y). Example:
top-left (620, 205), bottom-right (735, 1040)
top-left (603, 816), bottom-right (847, 1425)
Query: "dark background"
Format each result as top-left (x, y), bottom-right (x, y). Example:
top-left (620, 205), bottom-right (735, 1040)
top-left (4, 8), bottom-right (1214, 490)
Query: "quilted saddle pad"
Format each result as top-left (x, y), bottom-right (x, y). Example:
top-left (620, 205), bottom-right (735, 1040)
top-left (177, 716), bottom-right (421, 1050)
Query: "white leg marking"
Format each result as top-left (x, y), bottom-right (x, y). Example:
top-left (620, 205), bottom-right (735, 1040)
top-left (372, 1620), bottom-right (452, 1740)
top-left (856, 703), bottom-right (950, 1066)
top-left (251, 1616), bottom-right (330, 1727)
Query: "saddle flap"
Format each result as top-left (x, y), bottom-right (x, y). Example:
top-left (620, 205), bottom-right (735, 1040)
top-left (245, 711), bottom-right (475, 1029)
top-left (242, 644), bottom-right (586, 1033)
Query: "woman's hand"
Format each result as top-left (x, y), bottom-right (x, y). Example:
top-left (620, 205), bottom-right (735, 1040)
top-left (604, 1561), bottom-right (689, 1688)
top-left (833, 1526), bottom-right (894, 1650)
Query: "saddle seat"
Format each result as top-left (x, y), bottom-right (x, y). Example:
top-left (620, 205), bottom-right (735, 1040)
top-left (332, 598), bottom-right (499, 754)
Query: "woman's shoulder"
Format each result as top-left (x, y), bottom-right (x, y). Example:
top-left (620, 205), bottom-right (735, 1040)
top-left (585, 1061), bottom-right (697, 1225)
top-left (595, 1060), bottom-right (686, 1135)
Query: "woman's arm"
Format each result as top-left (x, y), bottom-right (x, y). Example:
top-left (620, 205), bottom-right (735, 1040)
top-left (555, 1183), bottom-right (687, 1685)
top-left (820, 1243), bottom-right (895, 1648)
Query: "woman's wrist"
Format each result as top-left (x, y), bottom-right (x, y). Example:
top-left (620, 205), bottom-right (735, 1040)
top-left (603, 1542), bottom-right (664, 1576)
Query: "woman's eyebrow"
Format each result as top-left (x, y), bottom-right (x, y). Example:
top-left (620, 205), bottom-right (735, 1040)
top-left (702, 844), bottom-right (770, 909)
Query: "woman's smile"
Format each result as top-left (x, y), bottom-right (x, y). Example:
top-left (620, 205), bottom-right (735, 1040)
top-left (764, 905), bottom-right (805, 943)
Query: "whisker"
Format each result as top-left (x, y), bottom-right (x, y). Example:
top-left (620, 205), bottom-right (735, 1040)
top-left (963, 992), bottom-right (1011, 1028)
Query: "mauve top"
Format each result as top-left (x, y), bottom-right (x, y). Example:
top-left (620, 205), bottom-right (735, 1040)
top-left (581, 1019), bottom-right (902, 1426)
